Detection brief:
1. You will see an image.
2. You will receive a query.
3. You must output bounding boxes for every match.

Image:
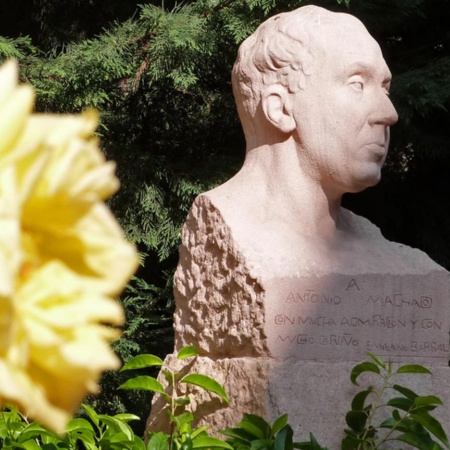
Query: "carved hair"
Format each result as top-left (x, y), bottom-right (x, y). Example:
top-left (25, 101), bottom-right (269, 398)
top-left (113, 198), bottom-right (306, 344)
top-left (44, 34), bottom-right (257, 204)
top-left (231, 5), bottom-right (337, 134)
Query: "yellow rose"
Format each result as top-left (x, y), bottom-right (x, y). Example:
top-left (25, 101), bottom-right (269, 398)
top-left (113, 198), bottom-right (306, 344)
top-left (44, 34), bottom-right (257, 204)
top-left (0, 60), bottom-right (139, 432)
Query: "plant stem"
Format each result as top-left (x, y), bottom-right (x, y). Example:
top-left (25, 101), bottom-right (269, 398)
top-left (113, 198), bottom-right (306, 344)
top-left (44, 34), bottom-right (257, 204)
top-left (373, 410), bottom-right (412, 450)
top-left (169, 370), bottom-right (176, 450)
top-left (358, 367), bottom-right (392, 449)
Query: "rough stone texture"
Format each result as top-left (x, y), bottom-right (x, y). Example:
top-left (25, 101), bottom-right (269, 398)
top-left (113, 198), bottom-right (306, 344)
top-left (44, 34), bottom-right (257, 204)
top-left (173, 195), bottom-right (269, 358)
top-left (146, 355), bottom-right (269, 435)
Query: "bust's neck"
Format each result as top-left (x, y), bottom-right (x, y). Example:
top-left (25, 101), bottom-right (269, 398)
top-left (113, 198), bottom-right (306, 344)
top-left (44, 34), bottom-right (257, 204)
top-left (235, 138), bottom-right (344, 241)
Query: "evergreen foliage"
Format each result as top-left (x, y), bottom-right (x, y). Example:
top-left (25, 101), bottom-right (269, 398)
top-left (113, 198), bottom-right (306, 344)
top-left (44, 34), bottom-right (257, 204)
top-left (1, 0), bottom-right (450, 425)
top-left (0, 36), bottom-right (36, 60)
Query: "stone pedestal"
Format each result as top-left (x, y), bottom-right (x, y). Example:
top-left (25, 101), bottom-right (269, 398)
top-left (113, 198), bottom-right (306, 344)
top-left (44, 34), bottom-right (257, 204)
top-left (147, 195), bottom-right (450, 448)
top-left (147, 357), bottom-right (450, 449)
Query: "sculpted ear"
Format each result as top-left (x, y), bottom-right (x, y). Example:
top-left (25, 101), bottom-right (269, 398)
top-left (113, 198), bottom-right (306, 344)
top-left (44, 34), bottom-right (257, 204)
top-left (261, 85), bottom-right (295, 134)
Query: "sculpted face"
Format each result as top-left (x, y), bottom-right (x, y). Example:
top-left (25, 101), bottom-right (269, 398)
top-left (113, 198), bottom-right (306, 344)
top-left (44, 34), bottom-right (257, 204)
top-left (291, 17), bottom-right (398, 194)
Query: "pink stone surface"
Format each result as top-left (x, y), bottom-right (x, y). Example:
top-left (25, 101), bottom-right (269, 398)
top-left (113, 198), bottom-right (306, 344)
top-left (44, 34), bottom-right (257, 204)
top-left (265, 273), bottom-right (450, 363)
top-left (147, 4), bottom-right (450, 444)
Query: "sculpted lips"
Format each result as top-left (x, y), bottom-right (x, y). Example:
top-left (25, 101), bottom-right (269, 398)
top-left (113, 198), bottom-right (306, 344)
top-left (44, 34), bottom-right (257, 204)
top-left (365, 142), bottom-right (386, 161)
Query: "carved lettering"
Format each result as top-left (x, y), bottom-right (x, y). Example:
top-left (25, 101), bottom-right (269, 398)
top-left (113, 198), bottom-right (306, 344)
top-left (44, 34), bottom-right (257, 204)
top-left (277, 334), bottom-right (314, 344)
top-left (271, 276), bottom-right (449, 362)
top-left (319, 334), bottom-right (358, 347)
top-left (421, 319), bottom-right (442, 330)
top-left (340, 315), bottom-right (407, 328)
top-left (346, 278), bottom-right (360, 291)
top-left (365, 294), bottom-right (433, 308)
top-left (285, 291), bottom-right (341, 305)
top-left (275, 315), bottom-right (336, 326)
top-left (366, 341), bottom-right (450, 354)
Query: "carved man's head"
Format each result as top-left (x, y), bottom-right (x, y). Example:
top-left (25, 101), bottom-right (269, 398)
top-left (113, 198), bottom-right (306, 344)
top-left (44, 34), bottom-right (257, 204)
top-left (232, 5), bottom-right (323, 132)
top-left (232, 5), bottom-right (398, 193)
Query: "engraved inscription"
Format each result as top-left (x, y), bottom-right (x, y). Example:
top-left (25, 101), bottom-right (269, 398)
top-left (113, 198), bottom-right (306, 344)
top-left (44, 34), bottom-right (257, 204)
top-left (265, 274), bottom-right (450, 363)
top-left (285, 290), bottom-right (342, 305)
top-left (365, 295), bottom-right (432, 308)
top-left (346, 279), bottom-right (360, 291)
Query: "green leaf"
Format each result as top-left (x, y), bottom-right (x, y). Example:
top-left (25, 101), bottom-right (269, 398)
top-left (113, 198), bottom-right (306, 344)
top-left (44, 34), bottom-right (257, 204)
top-left (173, 397), bottom-right (191, 407)
top-left (387, 397), bottom-right (414, 412)
top-left (234, 422), bottom-right (266, 440)
top-left (76, 433), bottom-right (97, 450)
top-left (221, 427), bottom-right (255, 444)
top-left (190, 426), bottom-right (210, 439)
top-left (415, 396), bottom-right (443, 408)
top-left (192, 436), bottom-right (233, 449)
top-left (238, 414), bottom-right (272, 440)
top-left (396, 432), bottom-right (438, 449)
top-left (393, 409), bottom-right (402, 422)
top-left (120, 354), bottom-right (164, 371)
top-left (110, 431), bottom-right (133, 443)
top-left (181, 435), bottom-right (193, 450)
top-left (174, 412), bottom-right (194, 429)
top-left (180, 422), bottom-right (193, 436)
top-left (411, 411), bottom-right (450, 447)
top-left (181, 374), bottom-right (229, 404)
top-left (132, 435), bottom-right (147, 450)
top-left (274, 425), bottom-right (293, 450)
top-left (114, 413), bottom-right (141, 422)
top-left (98, 415), bottom-right (134, 440)
top-left (350, 362), bottom-right (380, 386)
top-left (396, 365), bottom-right (432, 375)
top-left (250, 438), bottom-right (273, 450)
top-left (345, 410), bottom-right (368, 432)
top-left (17, 423), bottom-right (56, 443)
top-left (366, 352), bottom-right (386, 368)
top-left (17, 441), bottom-right (41, 450)
top-left (177, 345), bottom-right (198, 360)
top-left (294, 445), bottom-right (312, 450)
top-left (162, 370), bottom-right (174, 386)
top-left (381, 415), bottom-right (428, 435)
top-left (66, 418), bottom-right (94, 433)
top-left (148, 432), bottom-right (169, 450)
top-left (351, 387), bottom-right (373, 410)
top-left (379, 417), bottom-right (396, 428)
top-left (272, 414), bottom-right (289, 436)
top-left (118, 376), bottom-right (165, 394)
top-left (341, 434), bottom-right (366, 450)
top-left (20, 422), bottom-right (51, 434)
top-left (392, 384), bottom-right (419, 400)
top-left (82, 404), bottom-right (99, 426)
top-left (309, 433), bottom-right (329, 450)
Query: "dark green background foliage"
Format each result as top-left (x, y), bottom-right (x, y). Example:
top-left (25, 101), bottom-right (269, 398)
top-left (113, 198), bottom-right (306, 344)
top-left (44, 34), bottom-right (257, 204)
top-left (1, 0), bottom-right (450, 432)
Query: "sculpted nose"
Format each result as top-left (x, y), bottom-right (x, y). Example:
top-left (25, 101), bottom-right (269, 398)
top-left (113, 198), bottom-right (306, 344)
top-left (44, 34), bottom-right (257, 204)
top-left (369, 94), bottom-right (398, 127)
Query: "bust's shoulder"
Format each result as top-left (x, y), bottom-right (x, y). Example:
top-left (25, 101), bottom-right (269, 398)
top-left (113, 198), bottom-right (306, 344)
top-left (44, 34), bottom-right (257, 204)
top-left (199, 176), bottom-right (246, 207)
top-left (339, 208), bottom-right (445, 273)
top-left (339, 207), bottom-right (384, 240)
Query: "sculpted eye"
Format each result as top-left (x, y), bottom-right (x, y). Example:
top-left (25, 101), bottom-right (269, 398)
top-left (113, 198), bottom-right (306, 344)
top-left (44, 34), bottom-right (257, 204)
top-left (350, 80), bottom-right (364, 91)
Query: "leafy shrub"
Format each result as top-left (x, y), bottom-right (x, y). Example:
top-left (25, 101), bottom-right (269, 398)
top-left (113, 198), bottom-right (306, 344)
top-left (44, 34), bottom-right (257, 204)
top-left (0, 352), bottom-right (448, 450)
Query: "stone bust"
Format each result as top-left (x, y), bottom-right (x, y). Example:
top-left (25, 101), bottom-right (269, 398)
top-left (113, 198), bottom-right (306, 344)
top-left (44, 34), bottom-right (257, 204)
top-left (203, 5), bottom-right (406, 274)
top-left (172, 3), bottom-right (446, 357)
top-left (149, 7), bottom-right (450, 442)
